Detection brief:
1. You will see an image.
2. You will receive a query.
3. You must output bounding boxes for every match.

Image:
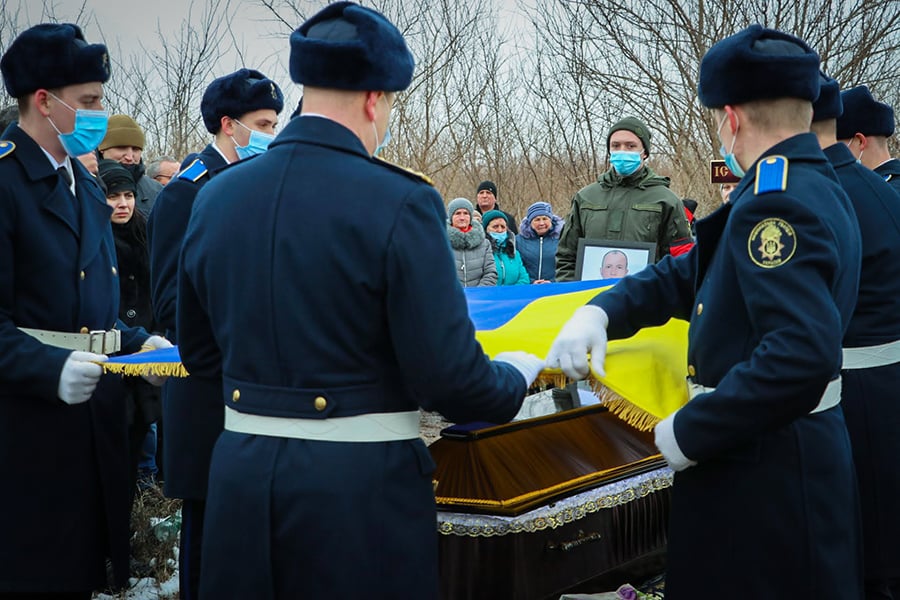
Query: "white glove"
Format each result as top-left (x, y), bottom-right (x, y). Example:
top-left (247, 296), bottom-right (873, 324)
top-left (545, 305), bottom-right (609, 380)
top-left (494, 351), bottom-right (545, 388)
top-left (140, 335), bottom-right (174, 386)
top-left (57, 351), bottom-right (107, 405)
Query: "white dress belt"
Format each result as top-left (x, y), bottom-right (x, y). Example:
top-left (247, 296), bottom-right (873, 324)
top-left (18, 327), bottom-right (121, 354)
top-left (224, 406), bottom-right (420, 442)
top-left (688, 377), bottom-right (841, 414)
top-left (842, 339), bottom-right (900, 370)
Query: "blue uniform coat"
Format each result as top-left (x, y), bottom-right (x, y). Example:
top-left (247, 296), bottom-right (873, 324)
top-left (148, 144), bottom-right (228, 500)
top-left (590, 134), bottom-right (863, 599)
top-left (874, 157), bottom-right (900, 196)
top-left (177, 116), bottom-right (526, 599)
top-left (0, 124), bottom-right (147, 591)
top-left (826, 142), bottom-right (900, 582)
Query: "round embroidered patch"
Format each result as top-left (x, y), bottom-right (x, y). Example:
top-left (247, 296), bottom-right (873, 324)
top-left (748, 218), bottom-right (796, 268)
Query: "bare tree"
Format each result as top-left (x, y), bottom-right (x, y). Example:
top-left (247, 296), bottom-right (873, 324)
top-left (527, 0), bottom-right (900, 214)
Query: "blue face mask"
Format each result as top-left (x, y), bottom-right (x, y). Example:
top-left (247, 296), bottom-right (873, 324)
top-left (47, 93), bottom-right (108, 157)
top-left (609, 151), bottom-right (642, 176)
top-left (371, 95), bottom-right (392, 156)
top-left (233, 120), bottom-right (275, 160)
top-left (489, 231), bottom-right (507, 245)
top-left (717, 113), bottom-right (745, 178)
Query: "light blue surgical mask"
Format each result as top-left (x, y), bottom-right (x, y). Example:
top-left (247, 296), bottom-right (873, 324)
top-left (47, 93), bottom-right (109, 157)
top-left (233, 120), bottom-right (275, 160)
top-left (371, 95), bottom-right (392, 156)
top-left (717, 113), bottom-right (745, 178)
top-left (609, 151), bottom-right (642, 176)
top-left (489, 231), bottom-right (507, 245)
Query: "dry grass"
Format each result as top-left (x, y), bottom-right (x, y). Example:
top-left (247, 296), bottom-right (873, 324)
top-left (130, 485), bottom-right (181, 583)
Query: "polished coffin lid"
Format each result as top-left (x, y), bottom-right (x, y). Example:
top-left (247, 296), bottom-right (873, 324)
top-left (430, 404), bottom-right (666, 516)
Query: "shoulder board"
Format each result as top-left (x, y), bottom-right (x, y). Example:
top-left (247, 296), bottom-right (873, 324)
top-left (885, 174), bottom-right (893, 182)
top-left (754, 155), bottom-right (788, 195)
top-left (0, 140), bottom-right (15, 160)
top-left (373, 156), bottom-right (433, 186)
top-left (177, 158), bottom-right (208, 182)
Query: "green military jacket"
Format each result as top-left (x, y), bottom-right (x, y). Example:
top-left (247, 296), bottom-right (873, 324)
top-left (555, 165), bottom-right (692, 281)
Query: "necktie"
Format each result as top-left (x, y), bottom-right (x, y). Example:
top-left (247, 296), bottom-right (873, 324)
top-left (57, 166), bottom-right (72, 187)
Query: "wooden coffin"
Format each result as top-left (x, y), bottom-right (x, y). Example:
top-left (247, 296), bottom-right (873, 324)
top-left (430, 404), bottom-right (672, 600)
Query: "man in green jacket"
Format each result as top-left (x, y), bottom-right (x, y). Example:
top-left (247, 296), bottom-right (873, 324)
top-left (555, 116), bottom-right (693, 281)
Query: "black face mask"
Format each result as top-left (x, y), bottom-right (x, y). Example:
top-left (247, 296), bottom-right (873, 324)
top-left (124, 161), bottom-right (145, 182)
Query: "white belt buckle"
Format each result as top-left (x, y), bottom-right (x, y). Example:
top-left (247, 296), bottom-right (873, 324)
top-left (89, 329), bottom-right (120, 354)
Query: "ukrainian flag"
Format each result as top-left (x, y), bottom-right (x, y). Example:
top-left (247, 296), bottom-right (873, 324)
top-left (468, 280), bottom-right (689, 430)
top-left (104, 279), bottom-right (690, 430)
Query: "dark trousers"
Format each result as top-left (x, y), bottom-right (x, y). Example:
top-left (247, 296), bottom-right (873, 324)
top-left (180, 497), bottom-right (206, 600)
top-left (866, 578), bottom-right (900, 600)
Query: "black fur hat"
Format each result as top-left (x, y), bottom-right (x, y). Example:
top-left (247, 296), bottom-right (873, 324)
top-left (200, 68), bottom-right (285, 134)
top-left (1, 23), bottom-right (110, 98)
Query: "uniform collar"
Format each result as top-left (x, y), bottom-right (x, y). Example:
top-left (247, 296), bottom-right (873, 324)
top-left (822, 142), bottom-right (856, 168)
top-left (272, 114), bottom-right (370, 159)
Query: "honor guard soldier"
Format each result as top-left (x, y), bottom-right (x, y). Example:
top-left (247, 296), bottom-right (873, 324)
top-left (812, 74), bottom-right (900, 600)
top-left (176, 2), bottom-right (543, 597)
top-left (146, 67), bottom-right (283, 600)
top-left (0, 23), bottom-right (171, 597)
top-left (548, 25), bottom-right (863, 599)
top-left (836, 85), bottom-right (900, 196)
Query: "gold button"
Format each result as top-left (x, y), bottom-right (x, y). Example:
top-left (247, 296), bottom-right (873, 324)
top-left (111, 267), bottom-right (117, 276)
top-left (314, 396), bottom-right (327, 411)
top-left (80, 326), bottom-right (89, 334)
top-left (232, 389), bottom-right (240, 402)
top-left (80, 271), bottom-right (85, 280)
top-left (688, 364), bottom-right (696, 377)
top-left (696, 303), bottom-right (703, 316)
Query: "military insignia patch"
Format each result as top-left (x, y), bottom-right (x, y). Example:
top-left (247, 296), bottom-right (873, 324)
top-left (0, 140), bottom-right (15, 160)
top-left (748, 218), bottom-right (796, 268)
top-left (177, 158), bottom-right (208, 182)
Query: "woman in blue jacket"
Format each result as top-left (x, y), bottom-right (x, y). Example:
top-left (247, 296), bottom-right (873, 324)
top-left (516, 201), bottom-right (564, 283)
top-left (483, 210), bottom-right (530, 285)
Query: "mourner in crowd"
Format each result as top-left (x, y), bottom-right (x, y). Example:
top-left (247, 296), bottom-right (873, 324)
top-left (555, 115), bottom-right (693, 279)
top-left (446, 196), bottom-right (497, 287)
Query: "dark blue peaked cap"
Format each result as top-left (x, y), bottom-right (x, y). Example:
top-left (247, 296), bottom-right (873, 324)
top-left (289, 1), bottom-right (414, 92)
top-left (698, 24), bottom-right (820, 108)
top-left (812, 73), bottom-right (842, 122)
top-left (1, 23), bottom-right (110, 98)
top-left (835, 85), bottom-right (895, 139)
top-left (200, 68), bottom-right (285, 133)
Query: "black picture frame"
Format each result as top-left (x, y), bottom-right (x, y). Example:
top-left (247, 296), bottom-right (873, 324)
top-left (575, 239), bottom-right (657, 281)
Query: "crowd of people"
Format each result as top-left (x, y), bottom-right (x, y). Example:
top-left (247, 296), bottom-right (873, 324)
top-left (1, 2), bottom-right (899, 600)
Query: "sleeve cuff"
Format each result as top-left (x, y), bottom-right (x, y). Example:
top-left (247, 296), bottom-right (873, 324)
top-left (654, 411), bottom-right (697, 472)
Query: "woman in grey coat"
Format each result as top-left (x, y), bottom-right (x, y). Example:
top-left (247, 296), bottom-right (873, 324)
top-left (446, 197), bottom-right (497, 287)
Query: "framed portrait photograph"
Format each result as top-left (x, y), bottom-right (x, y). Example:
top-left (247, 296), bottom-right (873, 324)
top-left (575, 239), bottom-right (656, 281)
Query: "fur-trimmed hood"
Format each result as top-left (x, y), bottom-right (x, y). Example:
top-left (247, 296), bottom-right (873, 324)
top-left (447, 224), bottom-right (486, 250)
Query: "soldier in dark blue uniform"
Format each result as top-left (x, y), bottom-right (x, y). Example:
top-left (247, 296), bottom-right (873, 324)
top-left (836, 85), bottom-right (900, 196)
top-left (813, 74), bottom-right (900, 600)
top-left (146, 67), bottom-right (283, 600)
top-left (176, 3), bottom-right (543, 598)
top-left (0, 23), bottom-right (171, 597)
top-left (548, 25), bottom-right (863, 599)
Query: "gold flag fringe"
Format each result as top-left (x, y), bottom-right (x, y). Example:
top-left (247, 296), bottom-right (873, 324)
top-left (588, 376), bottom-right (660, 432)
top-left (537, 369), bottom-right (661, 432)
top-left (101, 361), bottom-right (190, 378)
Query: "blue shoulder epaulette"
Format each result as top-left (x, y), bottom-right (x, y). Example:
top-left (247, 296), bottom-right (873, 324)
top-left (373, 156), bottom-right (434, 186)
top-left (754, 155), bottom-right (788, 195)
top-left (0, 140), bottom-right (15, 160)
top-left (177, 158), bottom-right (208, 182)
